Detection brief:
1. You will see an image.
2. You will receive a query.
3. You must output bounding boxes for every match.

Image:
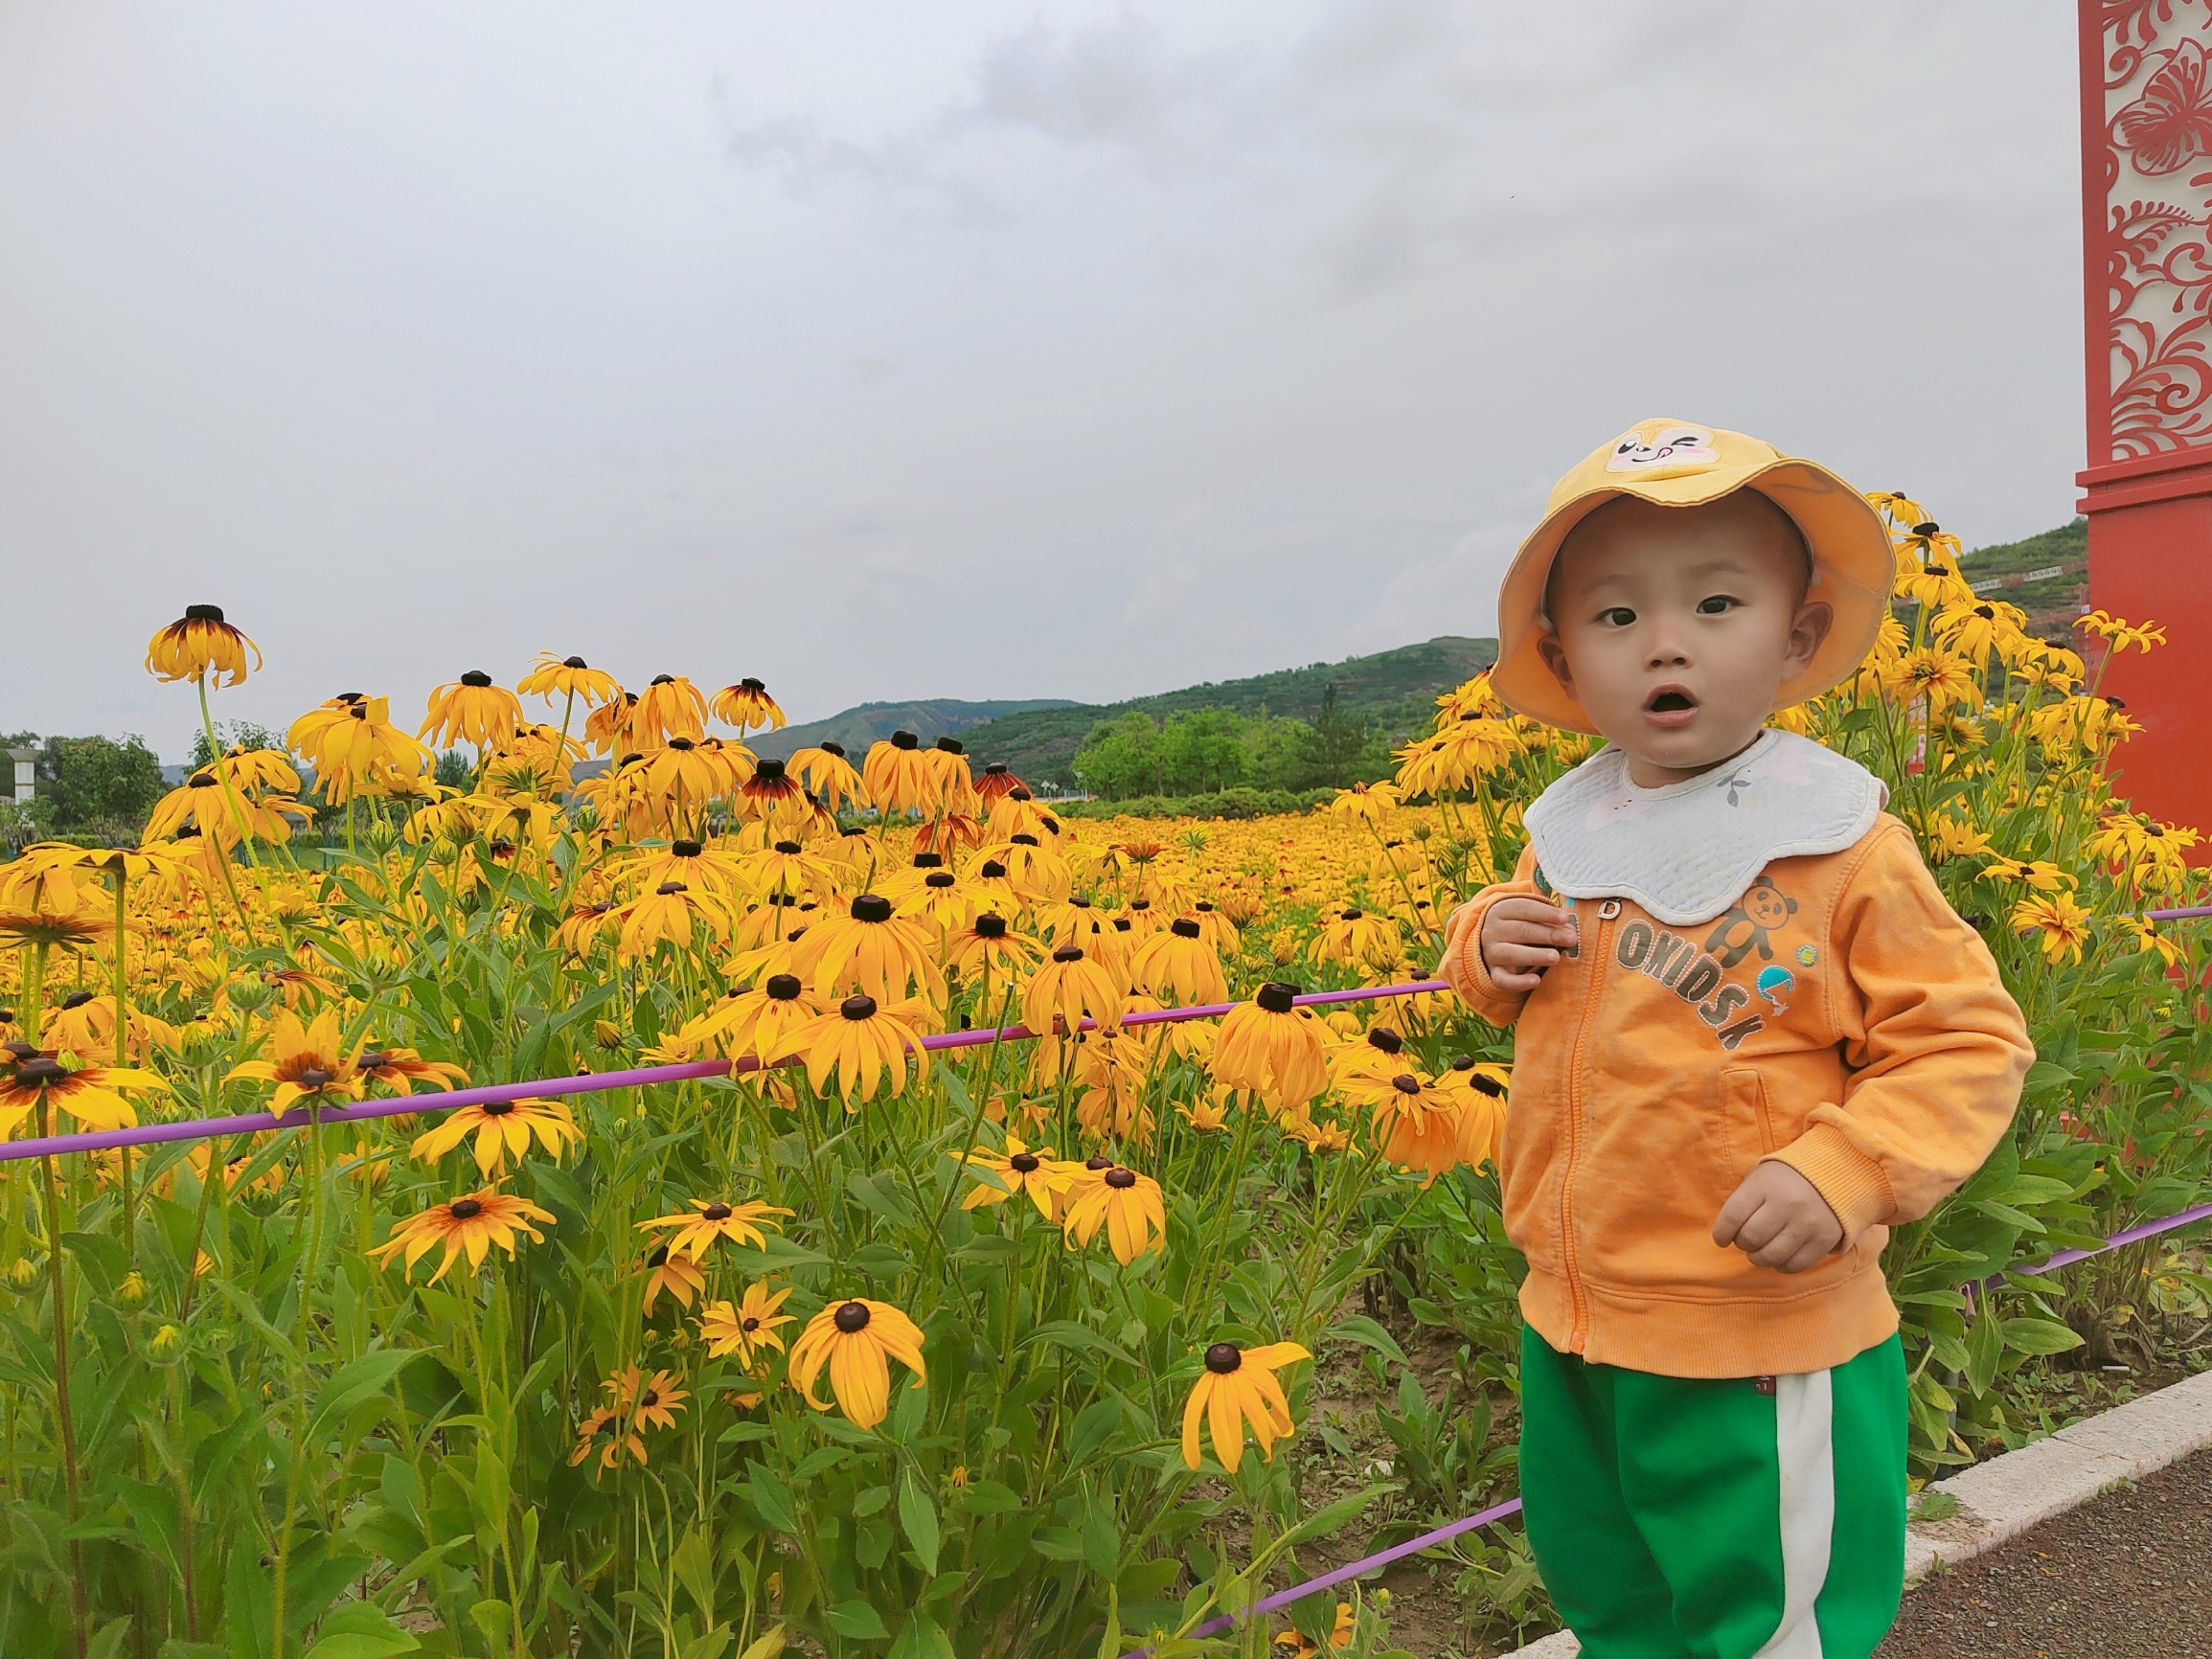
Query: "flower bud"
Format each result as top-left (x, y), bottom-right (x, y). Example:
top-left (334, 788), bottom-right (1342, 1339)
top-left (7, 1257), bottom-right (36, 1289)
top-left (149, 1324), bottom-right (184, 1360)
top-left (117, 1271), bottom-right (148, 1307)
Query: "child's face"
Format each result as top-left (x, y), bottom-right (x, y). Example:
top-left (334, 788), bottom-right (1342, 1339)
top-left (1536, 493), bottom-right (1832, 787)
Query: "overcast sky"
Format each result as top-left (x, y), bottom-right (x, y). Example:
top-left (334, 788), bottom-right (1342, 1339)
top-left (1, 3), bottom-right (2082, 760)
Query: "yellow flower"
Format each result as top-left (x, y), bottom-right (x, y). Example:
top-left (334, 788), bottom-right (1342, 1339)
top-left (2118, 917), bottom-right (2182, 970)
top-left (518, 652), bottom-right (622, 709)
top-left (1921, 815), bottom-right (1994, 862)
top-left (225, 1008), bottom-right (363, 1116)
top-left (637, 1197), bottom-right (794, 1262)
top-left (958, 1133), bottom-right (1070, 1217)
top-left (1180, 1340), bottom-right (1309, 1472)
top-left (2075, 609), bottom-right (2167, 653)
top-left (787, 1297), bottom-right (927, 1429)
top-left (1215, 984), bottom-right (1330, 1111)
top-left (2009, 893), bottom-right (2093, 966)
top-left (790, 894), bottom-right (943, 1006)
top-left (1981, 857), bottom-right (2076, 894)
top-left (1883, 648), bottom-right (1981, 715)
top-left (767, 993), bottom-right (933, 1105)
top-left (1060, 1164), bottom-right (1167, 1264)
top-left (0, 1052), bottom-right (171, 1139)
top-left (699, 1283), bottom-right (797, 1364)
top-left (639, 1247), bottom-right (706, 1312)
top-left (1327, 782), bottom-right (1399, 829)
top-left (420, 671), bottom-right (523, 753)
top-left (1022, 944), bottom-right (1127, 1036)
top-left (711, 677), bottom-right (787, 733)
top-left (146, 604), bottom-right (261, 686)
top-left (368, 1189), bottom-right (556, 1284)
top-left (409, 1096), bottom-right (582, 1177)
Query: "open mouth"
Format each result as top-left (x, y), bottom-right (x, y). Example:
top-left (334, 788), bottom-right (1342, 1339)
top-left (1647, 690), bottom-right (1696, 714)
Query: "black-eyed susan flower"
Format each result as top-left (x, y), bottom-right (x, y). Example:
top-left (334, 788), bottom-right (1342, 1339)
top-left (420, 671), bottom-right (523, 753)
top-left (958, 1133), bottom-right (1069, 1218)
top-left (699, 1282), bottom-right (796, 1363)
top-left (569, 1406), bottom-right (646, 1471)
top-left (1180, 1340), bottom-right (1309, 1472)
top-left (788, 741), bottom-right (865, 812)
top-left (946, 912), bottom-right (1042, 982)
top-left (634, 674), bottom-right (709, 745)
top-left (518, 652), bottom-right (622, 709)
top-left (614, 879), bottom-right (734, 962)
top-left (147, 604), bottom-right (261, 686)
top-left (862, 731), bottom-right (932, 816)
top-left (369, 1189), bottom-right (556, 1284)
top-left (2010, 893), bottom-right (2093, 965)
top-left (789, 894), bottom-right (942, 1005)
top-left (355, 1045), bottom-right (470, 1096)
top-left (661, 973), bottom-right (822, 1064)
top-left (637, 1197), bottom-right (793, 1262)
top-left (711, 677), bottom-right (786, 733)
top-left (225, 1008), bottom-right (364, 1116)
top-left (606, 1365), bottom-right (689, 1431)
top-left (974, 761), bottom-right (1025, 805)
top-left (1131, 918), bottom-right (1227, 1006)
top-left (768, 992), bottom-right (932, 1106)
top-left (640, 1245), bottom-right (706, 1312)
top-left (787, 1296), bottom-right (926, 1429)
top-left (409, 1096), bottom-right (582, 1177)
top-left (1365, 1073), bottom-right (1464, 1185)
top-left (1022, 944), bottom-right (1125, 1036)
top-left (1215, 983), bottom-right (1329, 1111)
top-left (583, 691), bottom-right (642, 757)
top-left (1060, 1164), bottom-right (1166, 1264)
top-left (0, 1051), bottom-right (171, 1138)
top-left (1982, 856), bottom-right (2076, 894)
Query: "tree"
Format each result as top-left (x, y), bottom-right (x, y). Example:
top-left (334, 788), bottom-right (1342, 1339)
top-left (1073, 712), bottom-right (1167, 799)
top-left (435, 750), bottom-right (473, 790)
top-left (1303, 683), bottom-right (1371, 788)
top-left (38, 735), bottom-right (167, 834)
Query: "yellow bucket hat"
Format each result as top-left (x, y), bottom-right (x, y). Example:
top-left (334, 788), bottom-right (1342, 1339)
top-left (1489, 418), bottom-right (1894, 735)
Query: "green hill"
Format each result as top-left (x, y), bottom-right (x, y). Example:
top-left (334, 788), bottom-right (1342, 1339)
top-left (961, 634), bottom-right (1496, 788)
top-left (1958, 517), bottom-right (2087, 635)
top-left (750, 699), bottom-right (1080, 762)
top-left (751, 635), bottom-right (1497, 791)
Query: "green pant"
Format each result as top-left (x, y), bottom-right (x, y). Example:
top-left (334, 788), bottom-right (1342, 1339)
top-left (1518, 1327), bottom-right (1907, 1659)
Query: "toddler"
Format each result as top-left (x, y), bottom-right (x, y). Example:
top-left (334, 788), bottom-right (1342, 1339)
top-left (1441, 419), bottom-right (2031, 1659)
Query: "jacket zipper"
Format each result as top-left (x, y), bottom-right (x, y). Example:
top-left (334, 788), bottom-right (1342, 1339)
top-left (1560, 900), bottom-right (1616, 1352)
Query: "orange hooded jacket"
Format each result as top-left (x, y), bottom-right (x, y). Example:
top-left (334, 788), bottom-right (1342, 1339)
top-left (1442, 814), bottom-right (2032, 1377)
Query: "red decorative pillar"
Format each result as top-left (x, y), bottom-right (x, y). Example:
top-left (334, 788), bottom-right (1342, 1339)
top-left (2078, 2), bottom-right (2212, 838)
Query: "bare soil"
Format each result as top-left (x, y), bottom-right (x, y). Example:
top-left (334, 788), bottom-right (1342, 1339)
top-left (1876, 1447), bottom-right (2212, 1659)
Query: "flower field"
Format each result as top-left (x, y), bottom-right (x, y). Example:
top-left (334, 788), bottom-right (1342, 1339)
top-left (1, 494), bottom-right (2208, 1659)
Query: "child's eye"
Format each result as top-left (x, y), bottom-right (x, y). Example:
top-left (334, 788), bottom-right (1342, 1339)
top-left (1600, 606), bottom-right (1636, 627)
top-left (1697, 595), bottom-right (1737, 615)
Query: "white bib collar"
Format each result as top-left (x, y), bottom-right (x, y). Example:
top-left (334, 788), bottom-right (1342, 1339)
top-left (1522, 729), bottom-right (1885, 926)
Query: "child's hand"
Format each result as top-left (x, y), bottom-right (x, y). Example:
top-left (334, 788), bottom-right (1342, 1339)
top-left (1479, 898), bottom-right (1579, 991)
top-left (1711, 1162), bottom-right (1844, 1273)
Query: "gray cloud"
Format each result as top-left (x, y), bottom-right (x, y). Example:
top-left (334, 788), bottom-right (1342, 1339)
top-left (0, 2), bottom-right (2082, 758)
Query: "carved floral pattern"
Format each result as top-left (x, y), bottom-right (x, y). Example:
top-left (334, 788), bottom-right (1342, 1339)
top-left (2096, 0), bottom-right (2212, 455)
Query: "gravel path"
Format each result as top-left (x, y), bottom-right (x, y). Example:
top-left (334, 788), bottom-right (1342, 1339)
top-left (1876, 1446), bottom-right (2212, 1658)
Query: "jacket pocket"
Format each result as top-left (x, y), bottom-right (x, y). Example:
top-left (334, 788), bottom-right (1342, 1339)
top-left (1722, 1066), bottom-right (1778, 1157)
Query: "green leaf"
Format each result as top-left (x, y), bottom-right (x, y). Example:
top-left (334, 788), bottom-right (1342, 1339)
top-left (748, 1465), bottom-right (799, 1534)
top-left (952, 1480), bottom-right (1022, 1515)
top-left (1081, 1496), bottom-right (1120, 1580)
top-left (1067, 1398), bottom-right (1121, 1467)
top-left (1965, 1305), bottom-right (2005, 1397)
top-left (88, 1618), bottom-right (133, 1659)
top-left (1328, 1313), bottom-right (1406, 1365)
top-left (2000, 1317), bottom-right (2086, 1356)
top-left (678, 1631), bottom-right (734, 1659)
top-left (1021, 1320), bottom-right (1138, 1368)
top-left (1405, 1297), bottom-right (1451, 1327)
top-left (886, 1612), bottom-right (955, 1659)
top-left (308, 1350), bottom-right (420, 1446)
top-left (826, 1600), bottom-right (889, 1641)
top-left (899, 1468), bottom-right (941, 1577)
top-left (673, 1526), bottom-right (717, 1625)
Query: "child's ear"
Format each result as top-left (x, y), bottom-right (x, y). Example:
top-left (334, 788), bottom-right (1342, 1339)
top-left (1536, 631), bottom-right (1575, 693)
top-left (1786, 601), bottom-right (1834, 673)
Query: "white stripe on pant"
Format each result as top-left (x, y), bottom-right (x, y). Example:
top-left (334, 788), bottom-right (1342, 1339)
top-left (1755, 1370), bottom-right (1836, 1658)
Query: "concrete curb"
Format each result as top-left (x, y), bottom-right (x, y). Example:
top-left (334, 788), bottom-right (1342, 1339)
top-left (1507, 1367), bottom-right (2212, 1657)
